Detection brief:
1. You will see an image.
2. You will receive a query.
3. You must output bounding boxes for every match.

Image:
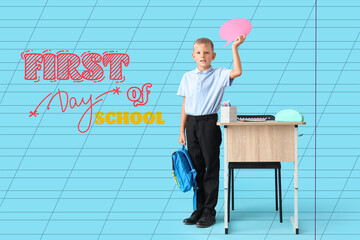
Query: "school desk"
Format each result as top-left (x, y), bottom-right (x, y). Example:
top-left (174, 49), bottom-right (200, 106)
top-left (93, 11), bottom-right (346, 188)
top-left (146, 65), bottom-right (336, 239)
top-left (217, 121), bottom-right (306, 234)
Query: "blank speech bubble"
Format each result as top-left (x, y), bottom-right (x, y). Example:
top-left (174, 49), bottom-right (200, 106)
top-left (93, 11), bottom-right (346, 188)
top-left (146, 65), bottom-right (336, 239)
top-left (219, 18), bottom-right (252, 47)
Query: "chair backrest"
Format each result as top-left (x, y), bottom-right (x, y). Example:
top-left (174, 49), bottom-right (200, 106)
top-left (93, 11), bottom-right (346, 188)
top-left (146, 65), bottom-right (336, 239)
top-left (237, 115), bottom-right (275, 120)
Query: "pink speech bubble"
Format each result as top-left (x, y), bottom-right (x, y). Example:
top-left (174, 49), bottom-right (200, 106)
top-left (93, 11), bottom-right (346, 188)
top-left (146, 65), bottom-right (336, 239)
top-left (219, 18), bottom-right (252, 47)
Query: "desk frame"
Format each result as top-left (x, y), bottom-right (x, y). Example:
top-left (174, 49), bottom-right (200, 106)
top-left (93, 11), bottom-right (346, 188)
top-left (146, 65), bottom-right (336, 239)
top-left (220, 122), bottom-right (305, 235)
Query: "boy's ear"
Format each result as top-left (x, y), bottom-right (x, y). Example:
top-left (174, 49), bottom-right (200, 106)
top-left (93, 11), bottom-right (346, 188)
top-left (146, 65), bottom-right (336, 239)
top-left (212, 52), bottom-right (216, 60)
top-left (192, 52), bottom-right (195, 60)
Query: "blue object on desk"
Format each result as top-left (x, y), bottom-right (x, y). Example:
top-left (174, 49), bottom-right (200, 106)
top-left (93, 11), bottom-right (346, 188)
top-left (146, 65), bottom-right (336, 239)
top-left (275, 109), bottom-right (304, 122)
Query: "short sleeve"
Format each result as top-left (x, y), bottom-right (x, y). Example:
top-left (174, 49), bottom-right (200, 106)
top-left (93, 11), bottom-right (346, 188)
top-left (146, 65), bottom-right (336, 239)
top-left (218, 68), bottom-right (234, 87)
top-left (177, 74), bottom-right (187, 97)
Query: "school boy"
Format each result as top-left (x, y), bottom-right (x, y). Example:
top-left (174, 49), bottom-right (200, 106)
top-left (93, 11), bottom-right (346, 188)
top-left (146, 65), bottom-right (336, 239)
top-left (177, 35), bottom-right (246, 228)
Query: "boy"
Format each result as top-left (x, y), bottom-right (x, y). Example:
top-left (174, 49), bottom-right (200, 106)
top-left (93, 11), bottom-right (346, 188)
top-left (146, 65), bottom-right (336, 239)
top-left (177, 35), bottom-right (245, 228)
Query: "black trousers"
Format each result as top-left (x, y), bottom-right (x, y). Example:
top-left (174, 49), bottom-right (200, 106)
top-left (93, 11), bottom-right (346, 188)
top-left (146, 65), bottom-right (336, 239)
top-left (186, 113), bottom-right (222, 216)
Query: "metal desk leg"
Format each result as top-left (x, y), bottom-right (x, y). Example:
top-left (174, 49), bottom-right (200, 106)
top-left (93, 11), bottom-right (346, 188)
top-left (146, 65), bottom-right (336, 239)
top-left (290, 126), bottom-right (299, 234)
top-left (224, 126), bottom-right (228, 234)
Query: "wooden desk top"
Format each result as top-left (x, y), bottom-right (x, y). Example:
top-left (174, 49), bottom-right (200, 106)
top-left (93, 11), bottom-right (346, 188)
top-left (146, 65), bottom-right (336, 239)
top-left (217, 121), bottom-right (306, 126)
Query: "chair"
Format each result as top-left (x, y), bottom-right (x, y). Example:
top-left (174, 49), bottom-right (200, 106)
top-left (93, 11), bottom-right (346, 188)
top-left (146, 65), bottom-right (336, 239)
top-left (227, 115), bottom-right (282, 223)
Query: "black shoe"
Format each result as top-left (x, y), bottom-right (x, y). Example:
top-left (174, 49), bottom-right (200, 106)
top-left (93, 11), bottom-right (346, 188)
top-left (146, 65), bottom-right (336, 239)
top-left (183, 209), bottom-right (204, 225)
top-left (196, 209), bottom-right (216, 228)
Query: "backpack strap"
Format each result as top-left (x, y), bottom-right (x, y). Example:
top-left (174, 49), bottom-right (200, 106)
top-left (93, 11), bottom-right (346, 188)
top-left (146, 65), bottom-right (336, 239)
top-left (193, 182), bottom-right (198, 210)
top-left (181, 145), bottom-right (198, 210)
top-left (181, 145), bottom-right (196, 171)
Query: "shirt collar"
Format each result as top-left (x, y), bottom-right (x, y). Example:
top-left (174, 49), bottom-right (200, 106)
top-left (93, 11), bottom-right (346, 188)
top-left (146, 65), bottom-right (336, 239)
top-left (195, 66), bottom-right (214, 75)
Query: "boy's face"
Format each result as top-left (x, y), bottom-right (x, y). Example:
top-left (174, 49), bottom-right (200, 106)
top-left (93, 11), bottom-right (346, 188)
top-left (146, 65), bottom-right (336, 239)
top-left (192, 43), bottom-right (216, 71)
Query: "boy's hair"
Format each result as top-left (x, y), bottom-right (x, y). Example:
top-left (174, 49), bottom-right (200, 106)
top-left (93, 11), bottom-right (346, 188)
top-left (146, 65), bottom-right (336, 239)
top-left (193, 38), bottom-right (214, 51)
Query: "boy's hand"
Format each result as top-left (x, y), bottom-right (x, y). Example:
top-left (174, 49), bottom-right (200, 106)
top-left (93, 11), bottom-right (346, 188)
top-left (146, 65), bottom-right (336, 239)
top-left (178, 132), bottom-right (186, 146)
top-left (232, 34), bottom-right (246, 48)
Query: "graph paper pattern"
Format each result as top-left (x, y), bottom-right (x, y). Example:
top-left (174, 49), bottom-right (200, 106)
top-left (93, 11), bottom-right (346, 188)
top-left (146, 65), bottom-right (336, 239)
top-left (0, 0), bottom-right (359, 239)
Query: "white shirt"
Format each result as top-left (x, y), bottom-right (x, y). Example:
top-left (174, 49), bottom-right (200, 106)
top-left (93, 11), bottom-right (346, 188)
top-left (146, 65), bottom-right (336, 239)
top-left (177, 66), bottom-right (233, 116)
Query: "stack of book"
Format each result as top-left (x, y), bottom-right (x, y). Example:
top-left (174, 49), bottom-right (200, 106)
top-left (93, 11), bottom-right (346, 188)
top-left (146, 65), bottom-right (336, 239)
top-left (238, 118), bottom-right (266, 122)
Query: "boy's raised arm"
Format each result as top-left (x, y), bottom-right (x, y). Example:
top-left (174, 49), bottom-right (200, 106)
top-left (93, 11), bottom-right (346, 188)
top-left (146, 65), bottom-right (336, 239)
top-left (230, 34), bottom-right (246, 79)
top-left (179, 97), bottom-right (187, 145)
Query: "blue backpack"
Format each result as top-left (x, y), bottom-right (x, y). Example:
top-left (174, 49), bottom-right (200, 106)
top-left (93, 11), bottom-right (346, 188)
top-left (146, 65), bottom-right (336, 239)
top-left (172, 145), bottom-right (198, 210)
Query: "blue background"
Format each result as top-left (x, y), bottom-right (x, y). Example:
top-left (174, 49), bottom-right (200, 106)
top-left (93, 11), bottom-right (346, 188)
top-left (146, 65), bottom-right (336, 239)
top-left (0, 0), bottom-right (359, 239)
